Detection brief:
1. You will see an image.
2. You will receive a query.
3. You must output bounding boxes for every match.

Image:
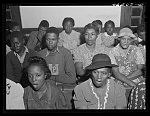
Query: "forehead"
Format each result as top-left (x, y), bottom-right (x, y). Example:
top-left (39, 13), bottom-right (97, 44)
top-left (28, 64), bottom-right (43, 72)
top-left (64, 21), bottom-right (73, 26)
top-left (39, 26), bottom-right (47, 31)
top-left (11, 37), bottom-right (23, 43)
top-left (85, 28), bottom-right (96, 33)
top-left (106, 23), bottom-right (114, 27)
top-left (46, 33), bottom-right (58, 38)
top-left (120, 36), bottom-right (132, 40)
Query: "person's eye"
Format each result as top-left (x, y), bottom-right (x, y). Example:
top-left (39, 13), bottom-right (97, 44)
top-left (28, 74), bottom-right (32, 79)
top-left (84, 33), bottom-right (88, 36)
top-left (101, 72), bottom-right (107, 75)
top-left (91, 33), bottom-right (96, 36)
top-left (36, 74), bottom-right (41, 77)
top-left (93, 71), bottom-right (98, 74)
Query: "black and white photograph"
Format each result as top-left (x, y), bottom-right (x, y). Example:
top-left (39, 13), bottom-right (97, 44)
top-left (4, 4), bottom-right (146, 111)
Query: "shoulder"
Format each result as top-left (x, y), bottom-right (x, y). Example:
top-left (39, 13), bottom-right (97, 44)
top-left (6, 51), bottom-right (14, 57)
top-left (110, 78), bottom-right (125, 92)
top-left (110, 44), bottom-right (120, 53)
top-left (74, 79), bottom-right (90, 92)
top-left (59, 30), bottom-right (65, 35)
top-left (6, 51), bottom-right (16, 60)
top-left (76, 43), bottom-right (86, 50)
top-left (30, 31), bottom-right (38, 35)
top-left (72, 30), bottom-right (81, 35)
top-left (28, 48), bottom-right (36, 54)
top-left (37, 48), bottom-right (47, 57)
top-left (58, 46), bottom-right (71, 55)
top-left (47, 82), bottom-right (61, 95)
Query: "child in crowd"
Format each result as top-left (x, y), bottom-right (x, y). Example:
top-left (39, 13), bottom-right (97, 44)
top-left (27, 20), bottom-right (49, 52)
top-left (23, 56), bottom-right (68, 109)
top-left (92, 20), bottom-right (103, 46)
top-left (58, 17), bottom-right (81, 54)
top-left (73, 54), bottom-right (127, 109)
top-left (101, 20), bottom-right (118, 55)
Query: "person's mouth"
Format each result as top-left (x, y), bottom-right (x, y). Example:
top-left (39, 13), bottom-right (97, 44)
top-left (96, 79), bottom-right (102, 83)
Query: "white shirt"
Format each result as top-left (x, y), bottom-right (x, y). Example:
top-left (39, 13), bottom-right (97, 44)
top-left (6, 45), bottom-right (11, 55)
top-left (58, 30), bottom-right (80, 54)
top-left (14, 46), bottom-right (29, 64)
top-left (6, 78), bottom-right (25, 109)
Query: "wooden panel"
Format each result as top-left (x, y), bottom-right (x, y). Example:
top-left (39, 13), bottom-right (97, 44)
top-left (132, 7), bottom-right (142, 16)
top-left (131, 18), bottom-right (140, 26)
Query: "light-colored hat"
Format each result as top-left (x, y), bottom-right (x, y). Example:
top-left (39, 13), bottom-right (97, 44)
top-left (118, 28), bottom-right (136, 39)
top-left (85, 54), bottom-right (118, 70)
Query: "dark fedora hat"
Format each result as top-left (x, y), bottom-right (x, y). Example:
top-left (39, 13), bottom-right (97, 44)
top-left (85, 54), bottom-right (118, 70)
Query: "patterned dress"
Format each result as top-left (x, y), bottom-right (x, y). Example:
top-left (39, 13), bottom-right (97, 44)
top-left (128, 79), bottom-right (146, 109)
top-left (100, 32), bottom-right (118, 55)
top-left (109, 44), bottom-right (145, 85)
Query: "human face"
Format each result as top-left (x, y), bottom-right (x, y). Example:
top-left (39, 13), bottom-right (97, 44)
top-left (84, 28), bottom-right (98, 46)
top-left (120, 36), bottom-right (133, 49)
top-left (38, 26), bottom-right (48, 40)
top-left (28, 65), bottom-right (46, 91)
top-left (91, 68), bottom-right (110, 88)
top-left (106, 23), bottom-right (114, 36)
top-left (11, 37), bottom-right (24, 54)
top-left (45, 33), bottom-right (58, 51)
top-left (64, 21), bottom-right (73, 34)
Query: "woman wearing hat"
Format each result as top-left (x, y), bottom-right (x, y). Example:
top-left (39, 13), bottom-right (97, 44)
top-left (109, 27), bottom-right (145, 103)
top-left (73, 54), bottom-right (127, 109)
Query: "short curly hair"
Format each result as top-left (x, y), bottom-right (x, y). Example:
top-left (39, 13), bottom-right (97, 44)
top-left (104, 20), bottom-right (115, 32)
top-left (38, 20), bottom-right (49, 28)
top-left (92, 20), bottom-right (102, 26)
top-left (83, 23), bottom-right (99, 35)
top-left (62, 17), bottom-right (75, 28)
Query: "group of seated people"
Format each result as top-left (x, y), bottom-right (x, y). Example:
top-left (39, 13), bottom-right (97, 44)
top-left (6, 17), bottom-right (146, 110)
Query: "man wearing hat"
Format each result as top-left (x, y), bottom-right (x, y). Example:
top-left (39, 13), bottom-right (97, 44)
top-left (109, 27), bottom-right (145, 102)
top-left (73, 54), bottom-right (127, 109)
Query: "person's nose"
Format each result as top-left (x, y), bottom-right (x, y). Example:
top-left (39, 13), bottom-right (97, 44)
top-left (32, 76), bottom-right (37, 82)
top-left (97, 72), bottom-right (102, 79)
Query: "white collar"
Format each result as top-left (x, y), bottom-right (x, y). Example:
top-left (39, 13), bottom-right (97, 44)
top-left (104, 32), bottom-right (116, 37)
top-left (14, 46), bottom-right (29, 56)
top-left (45, 47), bottom-right (60, 57)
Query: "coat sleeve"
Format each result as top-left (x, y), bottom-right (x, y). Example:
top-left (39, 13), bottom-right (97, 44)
top-left (56, 49), bottom-right (76, 84)
top-left (55, 89), bottom-right (68, 109)
top-left (114, 82), bottom-right (127, 109)
top-left (6, 54), bottom-right (19, 83)
top-left (73, 86), bottom-right (88, 109)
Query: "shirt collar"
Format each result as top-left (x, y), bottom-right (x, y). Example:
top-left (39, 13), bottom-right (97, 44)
top-left (104, 32), bottom-right (116, 37)
top-left (45, 47), bottom-right (60, 57)
top-left (14, 46), bottom-right (29, 56)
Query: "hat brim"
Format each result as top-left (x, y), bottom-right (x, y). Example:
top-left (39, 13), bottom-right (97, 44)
top-left (118, 32), bottom-right (136, 39)
top-left (85, 62), bottom-right (118, 70)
